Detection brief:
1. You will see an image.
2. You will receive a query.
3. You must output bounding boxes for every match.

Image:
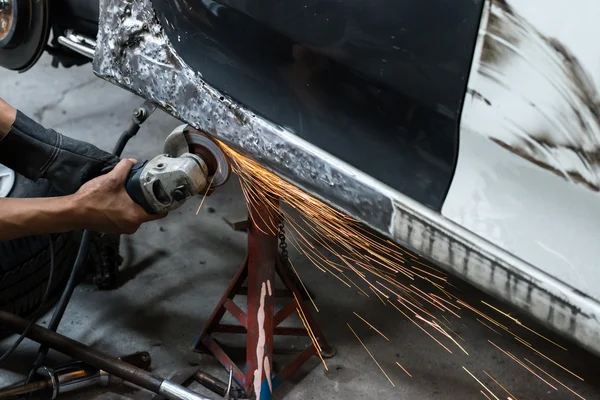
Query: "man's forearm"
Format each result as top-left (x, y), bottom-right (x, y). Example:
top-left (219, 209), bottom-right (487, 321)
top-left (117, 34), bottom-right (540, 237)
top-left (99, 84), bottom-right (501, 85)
top-left (0, 97), bottom-right (17, 139)
top-left (0, 196), bottom-right (84, 241)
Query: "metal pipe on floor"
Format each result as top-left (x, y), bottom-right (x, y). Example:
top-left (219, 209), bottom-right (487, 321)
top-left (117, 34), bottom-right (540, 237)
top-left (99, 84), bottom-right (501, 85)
top-left (194, 372), bottom-right (228, 397)
top-left (0, 311), bottom-right (214, 400)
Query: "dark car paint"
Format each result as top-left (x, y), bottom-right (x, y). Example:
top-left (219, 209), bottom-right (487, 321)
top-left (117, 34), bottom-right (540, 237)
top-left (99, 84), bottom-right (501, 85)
top-left (151, 0), bottom-right (483, 210)
top-left (59, 0), bottom-right (101, 36)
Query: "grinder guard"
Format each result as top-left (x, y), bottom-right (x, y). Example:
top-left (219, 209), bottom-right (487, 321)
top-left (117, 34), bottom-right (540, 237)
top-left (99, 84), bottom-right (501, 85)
top-left (163, 124), bottom-right (231, 188)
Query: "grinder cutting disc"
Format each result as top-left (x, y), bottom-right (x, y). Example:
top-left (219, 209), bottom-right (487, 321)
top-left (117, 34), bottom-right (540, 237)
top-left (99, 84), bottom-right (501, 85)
top-left (0, 0), bottom-right (50, 71)
top-left (163, 124), bottom-right (231, 187)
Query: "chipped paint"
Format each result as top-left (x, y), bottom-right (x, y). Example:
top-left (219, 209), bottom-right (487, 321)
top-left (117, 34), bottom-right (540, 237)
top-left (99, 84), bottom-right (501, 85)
top-left (253, 282), bottom-right (267, 399)
top-left (263, 356), bottom-right (273, 393)
top-left (264, 280), bottom-right (272, 393)
top-left (94, 0), bottom-right (600, 357)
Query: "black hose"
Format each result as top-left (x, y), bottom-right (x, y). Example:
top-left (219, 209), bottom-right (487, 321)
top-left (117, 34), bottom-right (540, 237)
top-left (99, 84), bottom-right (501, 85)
top-left (24, 232), bottom-right (91, 383)
top-left (112, 122), bottom-right (142, 156)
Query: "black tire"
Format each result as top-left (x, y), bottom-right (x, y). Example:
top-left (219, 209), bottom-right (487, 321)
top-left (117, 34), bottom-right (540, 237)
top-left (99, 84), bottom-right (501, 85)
top-left (0, 173), bottom-right (80, 317)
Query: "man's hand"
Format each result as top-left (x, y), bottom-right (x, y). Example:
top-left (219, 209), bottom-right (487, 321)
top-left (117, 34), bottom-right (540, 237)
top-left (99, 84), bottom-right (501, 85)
top-left (0, 97), bottom-right (165, 241)
top-left (70, 159), bottom-right (166, 234)
top-left (0, 159), bottom-right (166, 241)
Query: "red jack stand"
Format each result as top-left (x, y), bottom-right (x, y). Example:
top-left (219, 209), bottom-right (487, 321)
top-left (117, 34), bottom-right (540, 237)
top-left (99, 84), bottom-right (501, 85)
top-left (194, 198), bottom-right (334, 400)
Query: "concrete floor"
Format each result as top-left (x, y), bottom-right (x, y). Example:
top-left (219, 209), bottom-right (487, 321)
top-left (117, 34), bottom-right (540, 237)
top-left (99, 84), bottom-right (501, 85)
top-left (1, 55), bottom-right (600, 400)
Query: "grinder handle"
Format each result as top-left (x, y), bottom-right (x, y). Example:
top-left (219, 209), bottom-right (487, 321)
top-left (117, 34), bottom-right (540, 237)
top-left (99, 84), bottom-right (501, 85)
top-left (125, 160), bottom-right (156, 214)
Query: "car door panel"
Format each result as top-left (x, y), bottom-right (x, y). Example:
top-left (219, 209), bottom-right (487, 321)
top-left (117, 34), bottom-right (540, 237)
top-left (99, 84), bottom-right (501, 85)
top-left (443, 0), bottom-right (600, 301)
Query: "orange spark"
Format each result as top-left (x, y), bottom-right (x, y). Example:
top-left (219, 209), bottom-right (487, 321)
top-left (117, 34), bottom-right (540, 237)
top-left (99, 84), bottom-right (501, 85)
top-left (524, 359), bottom-right (586, 400)
top-left (489, 341), bottom-right (557, 390)
top-left (388, 300), bottom-right (453, 354)
top-left (512, 337), bottom-right (583, 381)
top-left (462, 366), bottom-right (500, 400)
top-left (483, 371), bottom-right (518, 400)
top-left (296, 308), bottom-right (328, 371)
top-left (353, 312), bottom-right (390, 341)
top-left (196, 174), bottom-right (216, 214)
top-left (289, 259), bottom-right (319, 312)
top-left (438, 319), bottom-right (466, 343)
top-left (482, 301), bottom-right (568, 351)
top-left (220, 142), bottom-right (583, 400)
top-left (396, 361), bottom-right (412, 378)
top-left (475, 318), bottom-right (502, 336)
top-left (347, 323), bottom-right (395, 387)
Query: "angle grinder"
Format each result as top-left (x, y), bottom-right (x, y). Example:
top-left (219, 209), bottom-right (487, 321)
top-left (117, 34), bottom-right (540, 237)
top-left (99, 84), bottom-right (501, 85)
top-left (126, 124), bottom-right (231, 214)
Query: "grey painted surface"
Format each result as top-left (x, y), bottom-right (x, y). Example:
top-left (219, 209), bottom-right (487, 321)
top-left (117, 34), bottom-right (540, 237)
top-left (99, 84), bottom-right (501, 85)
top-left (92, 0), bottom-right (600, 358)
top-left (1, 56), bottom-right (600, 399)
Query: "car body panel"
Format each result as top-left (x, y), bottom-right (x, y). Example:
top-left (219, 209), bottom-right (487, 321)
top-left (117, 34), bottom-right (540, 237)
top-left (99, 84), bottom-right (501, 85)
top-left (93, 0), bottom-right (600, 356)
top-left (149, 0), bottom-right (483, 210)
top-left (443, 0), bottom-right (600, 301)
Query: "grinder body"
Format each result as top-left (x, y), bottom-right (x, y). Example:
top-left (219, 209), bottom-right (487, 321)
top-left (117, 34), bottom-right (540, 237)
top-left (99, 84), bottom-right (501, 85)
top-left (126, 153), bottom-right (209, 214)
top-left (125, 124), bottom-right (230, 214)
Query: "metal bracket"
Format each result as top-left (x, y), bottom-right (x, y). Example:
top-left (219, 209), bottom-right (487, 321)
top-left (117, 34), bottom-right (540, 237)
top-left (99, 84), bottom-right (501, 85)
top-left (57, 30), bottom-right (96, 59)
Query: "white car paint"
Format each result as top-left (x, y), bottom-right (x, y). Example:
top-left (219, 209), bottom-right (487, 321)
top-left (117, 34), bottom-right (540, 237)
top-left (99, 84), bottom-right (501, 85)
top-left (444, 0), bottom-right (600, 299)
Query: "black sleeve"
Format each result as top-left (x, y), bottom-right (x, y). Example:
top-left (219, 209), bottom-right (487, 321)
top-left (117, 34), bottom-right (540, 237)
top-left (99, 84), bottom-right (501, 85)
top-left (0, 111), bottom-right (119, 195)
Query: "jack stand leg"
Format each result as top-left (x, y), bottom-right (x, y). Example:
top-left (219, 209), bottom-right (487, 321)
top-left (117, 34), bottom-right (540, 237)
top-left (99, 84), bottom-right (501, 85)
top-left (244, 200), bottom-right (276, 399)
top-left (195, 196), bottom-right (334, 400)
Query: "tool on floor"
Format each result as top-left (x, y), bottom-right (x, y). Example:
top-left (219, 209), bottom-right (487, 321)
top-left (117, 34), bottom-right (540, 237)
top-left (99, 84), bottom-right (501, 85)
top-left (150, 366), bottom-right (199, 400)
top-left (194, 370), bottom-right (243, 399)
top-left (223, 368), bottom-right (233, 400)
top-left (0, 352), bottom-right (151, 399)
top-left (125, 124), bottom-right (231, 214)
top-left (149, 365), bottom-right (239, 400)
top-left (0, 311), bottom-right (217, 400)
top-left (193, 195), bottom-right (336, 400)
